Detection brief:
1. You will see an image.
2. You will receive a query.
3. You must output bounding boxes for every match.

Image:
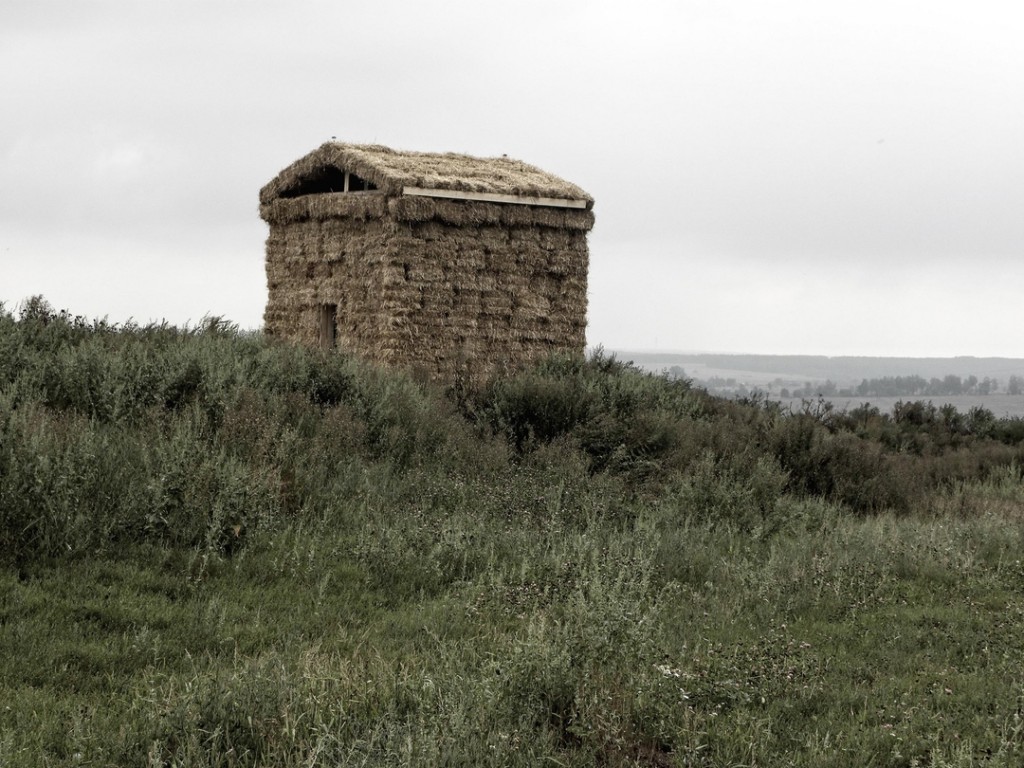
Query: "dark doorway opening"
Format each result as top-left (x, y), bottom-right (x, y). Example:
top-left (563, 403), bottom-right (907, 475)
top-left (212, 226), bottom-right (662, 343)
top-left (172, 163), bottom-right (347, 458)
top-left (319, 304), bottom-right (337, 349)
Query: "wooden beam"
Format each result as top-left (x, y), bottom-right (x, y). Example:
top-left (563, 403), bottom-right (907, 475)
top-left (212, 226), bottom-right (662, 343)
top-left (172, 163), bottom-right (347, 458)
top-left (402, 186), bottom-right (588, 209)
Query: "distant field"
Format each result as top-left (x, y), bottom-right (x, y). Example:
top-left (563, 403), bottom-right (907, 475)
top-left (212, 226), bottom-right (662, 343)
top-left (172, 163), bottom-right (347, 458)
top-left (619, 350), bottom-right (1024, 386)
top-left (619, 350), bottom-right (1024, 417)
top-left (673, 362), bottom-right (818, 385)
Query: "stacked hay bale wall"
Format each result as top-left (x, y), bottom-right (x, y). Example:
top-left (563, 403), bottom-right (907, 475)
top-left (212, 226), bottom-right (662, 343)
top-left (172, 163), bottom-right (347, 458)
top-left (260, 143), bottom-right (594, 381)
top-left (262, 196), bottom-right (393, 352)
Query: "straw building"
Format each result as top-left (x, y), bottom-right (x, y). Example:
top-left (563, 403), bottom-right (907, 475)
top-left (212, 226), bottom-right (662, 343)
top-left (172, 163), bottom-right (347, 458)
top-left (259, 142), bottom-right (594, 380)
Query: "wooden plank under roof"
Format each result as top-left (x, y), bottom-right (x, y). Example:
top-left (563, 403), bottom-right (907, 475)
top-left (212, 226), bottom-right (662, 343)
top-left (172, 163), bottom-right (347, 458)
top-left (402, 186), bottom-right (589, 209)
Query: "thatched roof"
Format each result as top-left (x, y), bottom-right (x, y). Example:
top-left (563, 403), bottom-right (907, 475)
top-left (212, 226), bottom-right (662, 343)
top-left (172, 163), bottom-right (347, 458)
top-left (260, 142), bottom-right (594, 209)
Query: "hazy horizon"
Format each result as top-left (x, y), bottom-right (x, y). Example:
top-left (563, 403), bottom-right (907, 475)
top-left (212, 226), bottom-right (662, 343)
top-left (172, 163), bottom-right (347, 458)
top-left (609, 349), bottom-right (1024, 361)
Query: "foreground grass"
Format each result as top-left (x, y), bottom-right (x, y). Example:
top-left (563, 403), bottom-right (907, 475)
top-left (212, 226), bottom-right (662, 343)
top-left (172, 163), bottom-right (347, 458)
top-left (2, 300), bottom-right (1024, 766)
top-left (4, 486), bottom-right (1023, 766)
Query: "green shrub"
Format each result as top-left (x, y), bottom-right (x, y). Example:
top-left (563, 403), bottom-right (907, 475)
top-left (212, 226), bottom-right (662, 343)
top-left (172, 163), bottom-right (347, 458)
top-left (472, 358), bottom-right (597, 452)
top-left (666, 450), bottom-right (788, 534)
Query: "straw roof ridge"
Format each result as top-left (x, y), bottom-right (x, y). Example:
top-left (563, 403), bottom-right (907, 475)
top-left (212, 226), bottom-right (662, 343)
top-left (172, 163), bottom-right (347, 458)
top-left (260, 142), bottom-right (593, 207)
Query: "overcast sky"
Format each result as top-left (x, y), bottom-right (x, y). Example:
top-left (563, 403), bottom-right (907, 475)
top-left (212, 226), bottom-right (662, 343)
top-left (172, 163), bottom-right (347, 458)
top-left (3, 1), bottom-right (1023, 357)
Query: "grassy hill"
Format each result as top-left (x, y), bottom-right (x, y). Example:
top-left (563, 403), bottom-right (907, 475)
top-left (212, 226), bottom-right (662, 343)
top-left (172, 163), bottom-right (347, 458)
top-left (3, 298), bottom-right (1024, 766)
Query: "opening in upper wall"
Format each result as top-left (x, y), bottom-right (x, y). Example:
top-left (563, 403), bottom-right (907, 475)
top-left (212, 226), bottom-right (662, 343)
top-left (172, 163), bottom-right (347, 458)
top-left (280, 167), bottom-right (379, 198)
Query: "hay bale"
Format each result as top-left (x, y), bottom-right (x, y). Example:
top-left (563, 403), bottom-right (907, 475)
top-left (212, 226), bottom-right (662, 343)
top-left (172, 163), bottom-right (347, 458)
top-left (260, 142), bottom-right (594, 381)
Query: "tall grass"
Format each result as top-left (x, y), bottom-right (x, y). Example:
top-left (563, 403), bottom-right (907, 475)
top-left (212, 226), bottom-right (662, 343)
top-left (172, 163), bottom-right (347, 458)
top-left (2, 298), bottom-right (1024, 766)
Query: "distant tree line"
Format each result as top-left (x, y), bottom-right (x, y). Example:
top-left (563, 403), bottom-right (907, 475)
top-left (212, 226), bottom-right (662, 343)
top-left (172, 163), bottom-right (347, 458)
top-left (850, 374), bottom-right (1015, 398)
top-left (667, 366), bottom-right (1024, 400)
